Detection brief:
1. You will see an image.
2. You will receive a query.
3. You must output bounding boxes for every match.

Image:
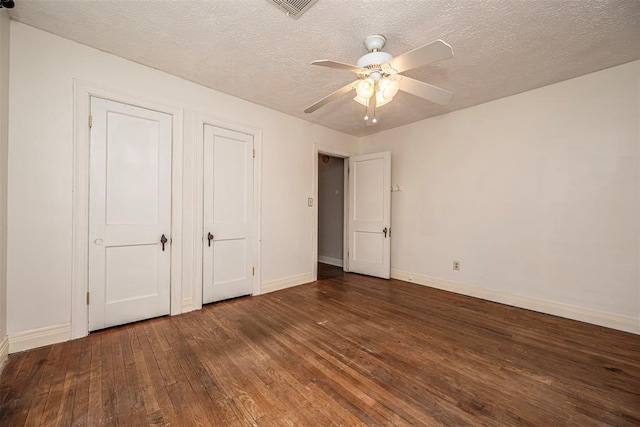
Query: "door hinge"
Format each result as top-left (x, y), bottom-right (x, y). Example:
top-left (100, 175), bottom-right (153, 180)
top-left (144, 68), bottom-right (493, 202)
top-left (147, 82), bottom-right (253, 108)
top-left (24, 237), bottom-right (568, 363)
top-left (88, 115), bottom-right (93, 128)
top-left (86, 292), bottom-right (90, 305)
top-left (252, 267), bottom-right (255, 276)
top-left (252, 148), bottom-right (256, 158)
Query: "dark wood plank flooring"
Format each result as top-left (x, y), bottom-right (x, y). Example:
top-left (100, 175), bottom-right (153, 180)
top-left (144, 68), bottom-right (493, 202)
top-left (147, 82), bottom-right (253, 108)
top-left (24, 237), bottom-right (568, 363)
top-left (1, 264), bottom-right (639, 426)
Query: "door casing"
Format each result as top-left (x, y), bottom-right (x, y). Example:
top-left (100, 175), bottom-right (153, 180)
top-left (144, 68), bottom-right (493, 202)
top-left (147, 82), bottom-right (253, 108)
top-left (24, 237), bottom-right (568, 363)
top-left (71, 80), bottom-right (183, 339)
top-left (312, 144), bottom-right (357, 281)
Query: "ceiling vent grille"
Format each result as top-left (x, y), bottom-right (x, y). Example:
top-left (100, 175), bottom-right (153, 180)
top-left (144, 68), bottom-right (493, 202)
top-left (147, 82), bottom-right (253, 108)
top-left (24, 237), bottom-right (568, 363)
top-left (267, 0), bottom-right (320, 19)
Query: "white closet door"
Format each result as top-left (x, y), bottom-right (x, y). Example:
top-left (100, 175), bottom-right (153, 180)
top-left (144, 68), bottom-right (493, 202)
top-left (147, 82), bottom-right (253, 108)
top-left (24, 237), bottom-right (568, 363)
top-left (203, 125), bottom-right (254, 304)
top-left (348, 152), bottom-right (391, 279)
top-left (89, 97), bottom-right (172, 331)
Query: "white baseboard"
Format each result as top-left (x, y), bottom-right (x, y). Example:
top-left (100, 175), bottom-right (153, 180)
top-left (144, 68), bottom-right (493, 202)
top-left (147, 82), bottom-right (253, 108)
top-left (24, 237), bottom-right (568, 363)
top-left (181, 297), bottom-right (194, 313)
top-left (318, 255), bottom-right (343, 268)
top-left (260, 273), bottom-right (314, 295)
top-left (391, 269), bottom-right (640, 335)
top-left (0, 335), bottom-right (8, 369)
top-left (8, 323), bottom-right (71, 354)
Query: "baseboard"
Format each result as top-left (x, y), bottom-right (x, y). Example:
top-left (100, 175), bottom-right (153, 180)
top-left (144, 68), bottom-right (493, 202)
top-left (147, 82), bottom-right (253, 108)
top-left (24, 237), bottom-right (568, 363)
top-left (181, 297), bottom-right (193, 313)
top-left (8, 324), bottom-right (71, 354)
top-left (0, 335), bottom-right (8, 369)
top-left (391, 269), bottom-right (640, 335)
top-left (318, 255), bottom-right (343, 268)
top-left (261, 273), bottom-right (314, 295)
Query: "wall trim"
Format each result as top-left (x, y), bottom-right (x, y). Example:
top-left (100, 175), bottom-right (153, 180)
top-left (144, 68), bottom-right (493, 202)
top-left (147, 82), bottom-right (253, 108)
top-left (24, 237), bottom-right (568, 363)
top-left (181, 297), bottom-right (193, 313)
top-left (0, 335), bottom-right (8, 368)
top-left (260, 273), bottom-right (314, 295)
top-left (318, 256), bottom-right (343, 268)
top-left (391, 269), bottom-right (639, 335)
top-left (8, 324), bottom-right (71, 354)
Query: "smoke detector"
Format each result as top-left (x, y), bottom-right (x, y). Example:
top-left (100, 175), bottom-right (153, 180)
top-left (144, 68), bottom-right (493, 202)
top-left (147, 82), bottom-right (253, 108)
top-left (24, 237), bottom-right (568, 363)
top-left (267, 0), bottom-right (320, 19)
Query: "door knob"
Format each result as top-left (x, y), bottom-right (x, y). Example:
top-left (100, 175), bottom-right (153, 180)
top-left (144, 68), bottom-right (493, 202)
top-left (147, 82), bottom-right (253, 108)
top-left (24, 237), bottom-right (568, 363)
top-left (207, 232), bottom-right (214, 247)
top-left (160, 234), bottom-right (168, 251)
top-left (94, 238), bottom-right (103, 245)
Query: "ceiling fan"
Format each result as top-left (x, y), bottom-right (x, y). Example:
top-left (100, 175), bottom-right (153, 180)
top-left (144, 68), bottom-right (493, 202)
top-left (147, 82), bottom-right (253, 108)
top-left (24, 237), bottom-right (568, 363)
top-left (304, 35), bottom-right (454, 125)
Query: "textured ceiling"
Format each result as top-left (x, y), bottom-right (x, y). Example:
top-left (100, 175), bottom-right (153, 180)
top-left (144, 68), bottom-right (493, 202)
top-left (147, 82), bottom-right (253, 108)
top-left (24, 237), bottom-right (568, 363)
top-left (8, 0), bottom-right (640, 137)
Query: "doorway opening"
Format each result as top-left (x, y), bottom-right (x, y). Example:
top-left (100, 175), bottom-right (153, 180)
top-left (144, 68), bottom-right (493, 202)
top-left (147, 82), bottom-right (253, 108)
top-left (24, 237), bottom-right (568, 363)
top-left (317, 153), bottom-right (346, 280)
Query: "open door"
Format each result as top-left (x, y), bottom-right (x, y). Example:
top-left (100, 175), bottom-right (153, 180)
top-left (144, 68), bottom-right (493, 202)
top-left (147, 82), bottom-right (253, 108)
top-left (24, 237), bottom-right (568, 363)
top-left (347, 152), bottom-right (391, 279)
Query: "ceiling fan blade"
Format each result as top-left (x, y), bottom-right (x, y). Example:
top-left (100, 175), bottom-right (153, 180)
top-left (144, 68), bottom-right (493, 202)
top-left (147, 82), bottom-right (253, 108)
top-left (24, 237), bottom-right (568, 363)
top-left (366, 94), bottom-right (377, 126)
top-left (311, 60), bottom-right (367, 73)
top-left (304, 81), bottom-right (356, 113)
top-left (399, 76), bottom-right (454, 105)
top-left (388, 40), bottom-right (453, 73)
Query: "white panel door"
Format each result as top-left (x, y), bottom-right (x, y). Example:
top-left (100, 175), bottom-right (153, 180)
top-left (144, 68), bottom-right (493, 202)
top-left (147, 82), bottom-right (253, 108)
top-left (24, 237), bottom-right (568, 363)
top-left (348, 152), bottom-right (391, 279)
top-left (203, 125), bottom-right (254, 304)
top-left (89, 97), bottom-right (172, 331)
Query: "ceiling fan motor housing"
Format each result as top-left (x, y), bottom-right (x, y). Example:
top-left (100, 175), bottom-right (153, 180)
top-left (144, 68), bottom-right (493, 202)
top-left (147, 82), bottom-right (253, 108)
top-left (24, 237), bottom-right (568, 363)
top-left (357, 51), bottom-right (393, 70)
top-left (357, 35), bottom-right (392, 72)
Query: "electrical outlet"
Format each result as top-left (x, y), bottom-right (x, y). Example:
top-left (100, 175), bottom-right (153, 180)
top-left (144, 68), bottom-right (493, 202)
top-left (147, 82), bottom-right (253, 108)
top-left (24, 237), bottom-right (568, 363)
top-left (453, 260), bottom-right (460, 271)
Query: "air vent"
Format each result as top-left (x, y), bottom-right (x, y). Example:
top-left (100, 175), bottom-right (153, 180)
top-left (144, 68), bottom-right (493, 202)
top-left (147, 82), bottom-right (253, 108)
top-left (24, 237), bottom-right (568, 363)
top-left (267, 0), bottom-right (320, 19)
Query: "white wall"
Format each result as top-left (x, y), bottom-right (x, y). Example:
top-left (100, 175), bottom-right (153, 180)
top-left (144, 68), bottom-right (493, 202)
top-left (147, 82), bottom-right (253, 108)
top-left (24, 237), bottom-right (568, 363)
top-left (6, 22), bottom-right (638, 346)
top-left (0, 10), bottom-right (10, 361)
top-left (7, 23), bottom-right (357, 338)
top-left (318, 155), bottom-right (344, 265)
top-left (360, 61), bottom-right (640, 333)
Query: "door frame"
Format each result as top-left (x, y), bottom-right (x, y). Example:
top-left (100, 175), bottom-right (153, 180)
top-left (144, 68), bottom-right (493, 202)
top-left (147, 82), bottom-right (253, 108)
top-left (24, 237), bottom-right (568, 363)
top-left (312, 144), bottom-right (356, 281)
top-left (192, 114), bottom-right (262, 310)
top-left (71, 80), bottom-right (184, 339)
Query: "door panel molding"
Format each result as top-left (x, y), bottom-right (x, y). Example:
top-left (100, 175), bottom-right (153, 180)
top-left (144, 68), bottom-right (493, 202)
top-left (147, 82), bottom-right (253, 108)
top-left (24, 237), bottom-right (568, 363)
top-left (193, 114), bottom-right (262, 310)
top-left (202, 125), bottom-right (253, 303)
top-left (71, 80), bottom-right (183, 339)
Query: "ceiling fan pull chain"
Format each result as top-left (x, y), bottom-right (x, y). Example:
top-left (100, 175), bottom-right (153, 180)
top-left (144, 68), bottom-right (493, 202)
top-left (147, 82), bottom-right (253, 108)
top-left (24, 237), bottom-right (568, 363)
top-left (372, 93), bottom-right (378, 124)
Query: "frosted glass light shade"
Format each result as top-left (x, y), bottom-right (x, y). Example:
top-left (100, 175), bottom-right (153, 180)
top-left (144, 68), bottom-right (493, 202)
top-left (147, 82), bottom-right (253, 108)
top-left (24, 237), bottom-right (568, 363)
top-left (378, 77), bottom-right (400, 100)
top-left (353, 76), bottom-right (401, 108)
top-left (375, 91), bottom-right (392, 107)
top-left (355, 78), bottom-right (375, 99)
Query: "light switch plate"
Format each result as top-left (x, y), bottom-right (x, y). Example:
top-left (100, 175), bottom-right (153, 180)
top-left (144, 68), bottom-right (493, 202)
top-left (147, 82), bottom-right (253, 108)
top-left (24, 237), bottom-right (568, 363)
top-left (308, 198), bottom-right (313, 207)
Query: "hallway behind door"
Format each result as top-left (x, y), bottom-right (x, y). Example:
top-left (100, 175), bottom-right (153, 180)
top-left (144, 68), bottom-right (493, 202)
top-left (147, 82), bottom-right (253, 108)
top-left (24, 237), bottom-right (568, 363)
top-left (317, 154), bottom-right (345, 268)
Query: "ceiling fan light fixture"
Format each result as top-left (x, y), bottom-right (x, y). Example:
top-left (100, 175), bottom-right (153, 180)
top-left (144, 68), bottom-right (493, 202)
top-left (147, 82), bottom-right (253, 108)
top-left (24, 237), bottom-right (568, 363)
top-left (375, 92), bottom-right (393, 108)
top-left (306, 36), bottom-right (454, 123)
top-left (379, 77), bottom-right (400, 100)
top-left (354, 78), bottom-right (375, 99)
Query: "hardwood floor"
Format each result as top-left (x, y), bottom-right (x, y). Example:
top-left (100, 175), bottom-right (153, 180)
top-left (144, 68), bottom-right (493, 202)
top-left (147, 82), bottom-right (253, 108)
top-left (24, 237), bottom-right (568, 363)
top-left (1, 264), bottom-right (639, 426)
